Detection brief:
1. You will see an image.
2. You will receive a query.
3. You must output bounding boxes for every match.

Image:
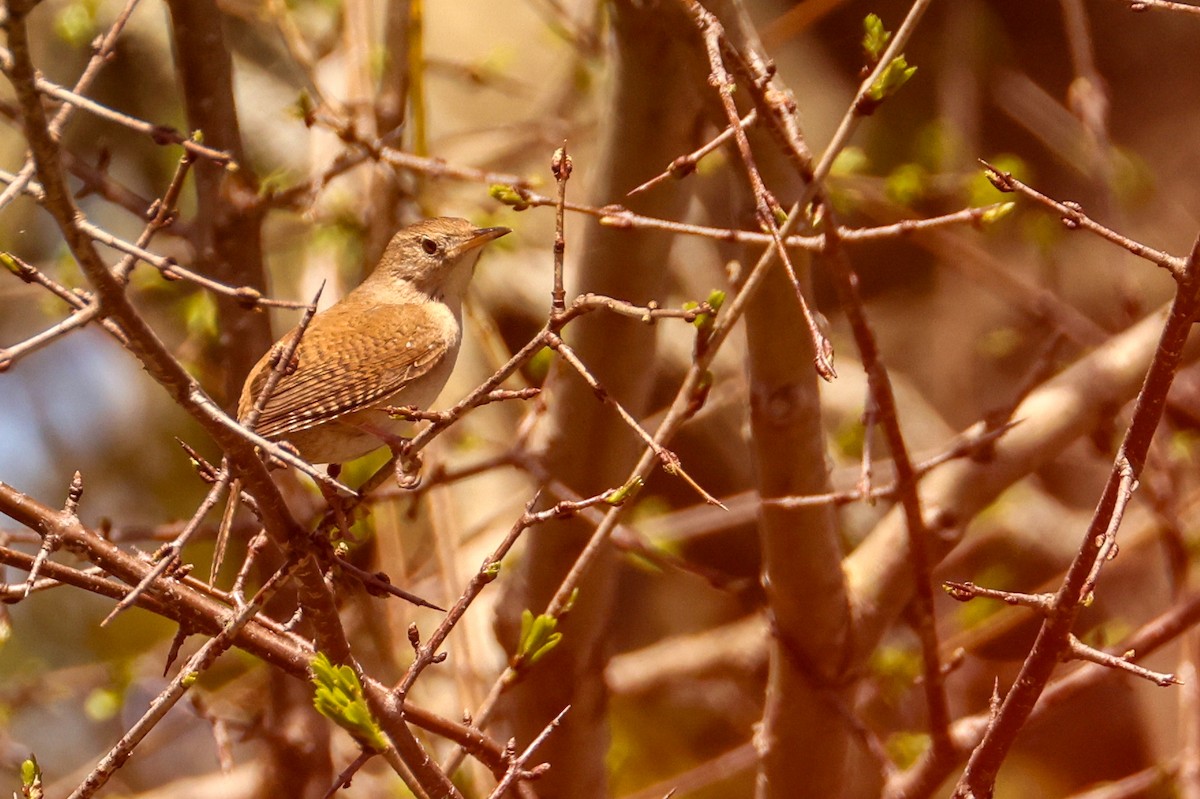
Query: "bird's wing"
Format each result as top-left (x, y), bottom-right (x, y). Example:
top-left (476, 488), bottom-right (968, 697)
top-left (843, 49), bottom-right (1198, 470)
top-left (239, 303), bottom-right (454, 439)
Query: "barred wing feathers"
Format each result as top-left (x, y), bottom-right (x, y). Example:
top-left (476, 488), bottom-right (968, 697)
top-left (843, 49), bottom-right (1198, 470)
top-left (239, 303), bottom-right (451, 439)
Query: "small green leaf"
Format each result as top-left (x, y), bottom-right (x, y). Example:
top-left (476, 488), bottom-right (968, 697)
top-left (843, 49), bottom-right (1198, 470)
top-left (489, 183), bottom-right (531, 211)
top-left (979, 202), bottom-right (1016, 226)
top-left (862, 13), bottom-right (891, 64)
top-left (868, 55), bottom-right (912, 105)
top-left (0, 252), bottom-right (21, 277)
top-left (706, 289), bottom-right (726, 314)
top-left (310, 653), bottom-right (388, 752)
top-left (605, 476), bottom-right (644, 506)
top-left (519, 608), bottom-right (534, 645)
top-left (690, 289), bottom-right (726, 356)
top-left (21, 755), bottom-right (43, 799)
top-left (515, 611), bottom-right (563, 670)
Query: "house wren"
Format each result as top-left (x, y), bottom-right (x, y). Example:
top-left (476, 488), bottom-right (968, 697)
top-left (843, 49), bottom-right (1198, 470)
top-left (238, 217), bottom-right (509, 464)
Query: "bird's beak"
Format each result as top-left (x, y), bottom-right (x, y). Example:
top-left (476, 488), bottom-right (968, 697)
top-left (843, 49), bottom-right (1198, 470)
top-left (453, 226), bottom-right (510, 258)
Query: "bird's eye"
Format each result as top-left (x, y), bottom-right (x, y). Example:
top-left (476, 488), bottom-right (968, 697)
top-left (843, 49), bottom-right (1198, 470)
top-left (421, 237), bottom-right (439, 255)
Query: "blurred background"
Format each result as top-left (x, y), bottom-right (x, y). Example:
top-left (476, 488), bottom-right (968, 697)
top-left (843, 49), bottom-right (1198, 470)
top-left (2, 1), bottom-right (1200, 797)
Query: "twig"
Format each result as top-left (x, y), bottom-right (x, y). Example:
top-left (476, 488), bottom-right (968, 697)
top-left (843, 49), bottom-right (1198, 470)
top-left (396, 488), bottom-right (608, 702)
top-left (763, 420), bottom-right (1018, 510)
top-left (311, 111), bottom-right (531, 188)
top-left (551, 144), bottom-right (571, 313)
top-left (889, 588), bottom-right (1200, 797)
top-left (980, 159), bottom-right (1186, 278)
top-left (503, 185), bottom-right (1004, 249)
top-left (0, 251), bottom-right (131, 368)
top-left (953, 236), bottom-right (1200, 797)
top-left (627, 109), bottom-right (757, 197)
top-left (1127, 0), bottom-right (1200, 14)
top-left (1078, 457), bottom-right (1137, 602)
top-left (0, 147), bottom-right (197, 369)
top-left (0, 48), bottom-right (234, 164)
top-left (858, 394), bottom-right (878, 503)
top-left (1065, 634), bottom-right (1179, 687)
top-left (823, 214), bottom-right (952, 753)
top-left (383, 389), bottom-right (541, 424)
top-left (23, 472), bottom-right (80, 597)
top-left (332, 555), bottom-right (444, 611)
top-left (0, 168), bottom-right (305, 309)
top-left (0, 0), bottom-right (142, 215)
top-left (101, 467), bottom-right (234, 624)
top-left (485, 705), bottom-right (566, 799)
top-left (684, 0), bottom-right (835, 380)
top-left (942, 581), bottom-right (1057, 613)
top-left (809, 0), bottom-right (934, 192)
top-left (69, 561), bottom-right (297, 799)
top-left (545, 331), bottom-right (724, 507)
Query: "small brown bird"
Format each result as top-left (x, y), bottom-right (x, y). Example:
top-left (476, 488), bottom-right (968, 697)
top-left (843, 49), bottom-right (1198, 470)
top-left (238, 217), bottom-right (509, 464)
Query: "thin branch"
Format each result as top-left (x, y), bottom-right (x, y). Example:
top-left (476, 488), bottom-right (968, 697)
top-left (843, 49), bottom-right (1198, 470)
top-left (942, 581), bottom-right (1057, 613)
top-left (1065, 634), bottom-right (1179, 687)
top-left (545, 331), bottom-right (724, 507)
top-left (485, 705), bottom-right (566, 799)
top-left (887, 588), bottom-right (1200, 798)
top-left (1127, 0), bottom-right (1200, 14)
top-left (551, 144), bottom-right (570, 313)
top-left (445, 184), bottom-right (818, 759)
top-left (69, 561), bottom-right (298, 799)
top-left (0, 48), bottom-right (234, 164)
top-left (101, 467), bottom-right (234, 624)
top-left (3, 1), bottom-right (354, 675)
top-left (0, 0), bottom-right (142, 215)
top-left (0, 168), bottom-right (305, 309)
top-left (953, 235), bottom-right (1200, 797)
top-left (503, 183), bottom-right (1001, 249)
top-left (822, 213), bottom-right (951, 753)
top-left (1078, 457), bottom-right (1137, 602)
top-left (310, 110), bottom-right (531, 188)
top-left (628, 109), bottom-right (757, 197)
top-left (684, 0), bottom-right (835, 379)
top-left (981, 159), bottom-right (1186, 278)
top-left (809, 0), bottom-right (935, 191)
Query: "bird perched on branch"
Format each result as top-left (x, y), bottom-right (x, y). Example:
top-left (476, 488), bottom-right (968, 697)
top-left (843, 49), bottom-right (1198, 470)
top-left (238, 217), bottom-right (509, 465)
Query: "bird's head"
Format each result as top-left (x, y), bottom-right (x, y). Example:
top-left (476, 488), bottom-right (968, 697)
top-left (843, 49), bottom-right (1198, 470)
top-left (371, 217), bottom-right (509, 306)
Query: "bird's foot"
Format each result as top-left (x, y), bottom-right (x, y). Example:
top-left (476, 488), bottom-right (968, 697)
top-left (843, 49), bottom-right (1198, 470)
top-left (393, 447), bottom-right (423, 490)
